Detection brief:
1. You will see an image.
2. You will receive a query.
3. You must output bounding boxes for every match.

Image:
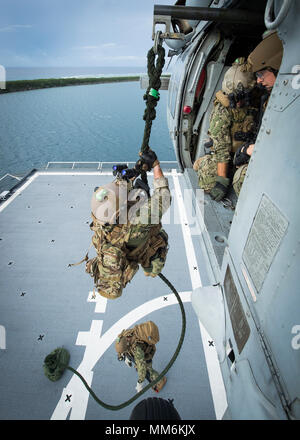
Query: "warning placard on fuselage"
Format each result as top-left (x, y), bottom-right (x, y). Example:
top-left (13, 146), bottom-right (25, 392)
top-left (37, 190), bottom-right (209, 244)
top-left (243, 194), bottom-right (289, 293)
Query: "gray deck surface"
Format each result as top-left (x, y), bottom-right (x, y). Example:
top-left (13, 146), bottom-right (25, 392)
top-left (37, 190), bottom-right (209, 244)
top-left (0, 170), bottom-right (225, 420)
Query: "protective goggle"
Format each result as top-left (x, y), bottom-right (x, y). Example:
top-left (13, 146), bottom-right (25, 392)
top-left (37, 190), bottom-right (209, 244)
top-left (255, 70), bottom-right (266, 79)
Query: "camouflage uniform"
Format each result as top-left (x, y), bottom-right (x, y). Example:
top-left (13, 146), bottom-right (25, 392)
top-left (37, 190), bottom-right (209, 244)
top-left (102, 175), bottom-right (171, 275)
top-left (232, 31), bottom-right (283, 196)
top-left (232, 96), bottom-right (270, 196)
top-left (133, 344), bottom-right (160, 384)
top-left (194, 58), bottom-right (257, 198)
top-left (87, 175), bottom-right (171, 299)
top-left (115, 322), bottom-right (167, 392)
top-left (195, 99), bottom-right (257, 192)
top-left (232, 163), bottom-right (248, 196)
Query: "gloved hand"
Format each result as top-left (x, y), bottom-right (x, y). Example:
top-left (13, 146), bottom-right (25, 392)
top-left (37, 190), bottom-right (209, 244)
top-left (204, 137), bottom-right (213, 154)
top-left (233, 143), bottom-right (251, 166)
top-left (138, 149), bottom-right (159, 171)
top-left (210, 176), bottom-right (230, 202)
top-left (135, 381), bottom-right (144, 393)
top-left (124, 357), bottom-right (132, 368)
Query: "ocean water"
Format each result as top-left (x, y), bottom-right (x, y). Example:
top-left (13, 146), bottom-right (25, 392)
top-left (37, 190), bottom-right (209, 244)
top-left (0, 80), bottom-right (175, 179)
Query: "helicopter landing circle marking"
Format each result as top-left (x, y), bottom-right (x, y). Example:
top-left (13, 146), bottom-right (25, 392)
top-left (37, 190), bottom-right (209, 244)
top-left (51, 291), bottom-right (191, 420)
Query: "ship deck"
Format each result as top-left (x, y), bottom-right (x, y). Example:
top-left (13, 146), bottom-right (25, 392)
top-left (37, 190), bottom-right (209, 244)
top-left (0, 164), bottom-right (227, 420)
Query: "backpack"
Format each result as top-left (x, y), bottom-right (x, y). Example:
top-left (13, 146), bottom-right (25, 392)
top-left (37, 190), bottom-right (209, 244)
top-left (85, 230), bottom-right (139, 300)
top-left (84, 214), bottom-right (168, 299)
top-left (118, 321), bottom-right (160, 360)
top-left (134, 321), bottom-right (160, 345)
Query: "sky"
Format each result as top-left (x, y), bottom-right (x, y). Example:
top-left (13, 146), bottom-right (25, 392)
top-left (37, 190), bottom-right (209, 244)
top-left (0, 0), bottom-right (175, 67)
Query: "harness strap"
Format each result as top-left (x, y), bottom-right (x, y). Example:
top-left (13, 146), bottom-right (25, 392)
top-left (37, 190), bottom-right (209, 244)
top-left (68, 242), bottom-right (93, 267)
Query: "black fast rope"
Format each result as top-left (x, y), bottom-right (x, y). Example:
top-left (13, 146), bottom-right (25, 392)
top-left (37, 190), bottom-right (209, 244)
top-left (43, 273), bottom-right (186, 411)
top-left (141, 44), bottom-right (165, 154)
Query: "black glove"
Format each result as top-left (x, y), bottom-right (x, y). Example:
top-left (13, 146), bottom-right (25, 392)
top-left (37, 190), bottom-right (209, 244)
top-left (234, 143), bottom-right (250, 166)
top-left (133, 178), bottom-right (150, 196)
top-left (138, 149), bottom-right (159, 171)
top-left (204, 138), bottom-right (213, 154)
top-left (210, 176), bottom-right (230, 202)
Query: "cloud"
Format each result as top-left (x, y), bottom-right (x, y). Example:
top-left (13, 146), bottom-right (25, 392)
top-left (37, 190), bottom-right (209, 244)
top-left (0, 24), bottom-right (32, 32)
top-left (74, 45), bottom-right (99, 50)
top-left (73, 43), bottom-right (117, 51)
top-left (100, 43), bottom-right (117, 49)
top-left (95, 55), bottom-right (146, 63)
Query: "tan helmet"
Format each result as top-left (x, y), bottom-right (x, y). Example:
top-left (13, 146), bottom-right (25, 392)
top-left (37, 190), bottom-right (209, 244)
top-left (222, 58), bottom-right (256, 95)
top-left (115, 335), bottom-right (129, 355)
top-left (247, 30), bottom-right (283, 73)
top-left (91, 179), bottom-right (130, 224)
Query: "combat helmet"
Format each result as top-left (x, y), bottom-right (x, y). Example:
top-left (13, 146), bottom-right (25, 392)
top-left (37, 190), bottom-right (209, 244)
top-left (91, 180), bottom-right (129, 224)
top-left (115, 335), bottom-right (130, 360)
top-left (247, 30), bottom-right (283, 73)
top-left (91, 176), bottom-right (149, 225)
top-left (222, 57), bottom-right (256, 96)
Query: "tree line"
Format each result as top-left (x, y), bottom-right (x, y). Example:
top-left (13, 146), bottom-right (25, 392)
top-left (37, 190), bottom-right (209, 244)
top-left (0, 76), bottom-right (140, 93)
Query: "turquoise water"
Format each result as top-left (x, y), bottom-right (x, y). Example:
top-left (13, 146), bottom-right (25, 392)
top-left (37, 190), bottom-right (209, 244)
top-left (0, 81), bottom-right (175, 178)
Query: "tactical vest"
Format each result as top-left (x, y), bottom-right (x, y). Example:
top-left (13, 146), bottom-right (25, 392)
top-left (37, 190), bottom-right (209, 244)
top-left (215, 90), bottom-right (257, 152)
top-left (85, 213), bottom-right (168, 299)
top-left (118, 321), bottom-right (159, 361)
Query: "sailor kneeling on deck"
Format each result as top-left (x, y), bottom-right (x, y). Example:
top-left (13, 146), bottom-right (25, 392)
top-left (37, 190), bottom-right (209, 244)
top-left (87, 150), bottom-right (171, 299)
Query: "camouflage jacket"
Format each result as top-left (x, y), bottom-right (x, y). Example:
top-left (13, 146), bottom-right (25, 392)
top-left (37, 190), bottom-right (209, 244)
top-left (208, 98), bottom-right (257, 164)
top-left (102, 176), bottom-right (171, 248)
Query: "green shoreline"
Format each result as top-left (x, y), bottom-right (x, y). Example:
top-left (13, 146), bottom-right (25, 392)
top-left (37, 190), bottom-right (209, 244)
top-left (0, 76), bottom-right (140, 94)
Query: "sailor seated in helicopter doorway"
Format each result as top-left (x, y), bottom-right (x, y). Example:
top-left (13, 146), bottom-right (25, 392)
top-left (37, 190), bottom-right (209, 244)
top-left (193, 58), bottom-right (258, 202)
top-left (232, 31), bottom-right (283, 197)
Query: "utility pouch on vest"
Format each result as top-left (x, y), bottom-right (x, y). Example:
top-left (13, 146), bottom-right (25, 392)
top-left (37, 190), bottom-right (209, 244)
top-left (118, 321), bottom-right (159, 361)
top-left (85, 243), bottom-right (138, 299)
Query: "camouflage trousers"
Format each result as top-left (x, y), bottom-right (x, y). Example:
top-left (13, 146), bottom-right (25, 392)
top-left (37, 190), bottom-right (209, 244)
top-left (142, 229), bottom-right (168, 277)
top-left (194, 154), bottom-right (218, 192)
top-left (145, 362), bottom-right (160, 383)
top-left (135, 359), bottom-right (160, 383)
top-left (233, 163), bottom-right (248, 196)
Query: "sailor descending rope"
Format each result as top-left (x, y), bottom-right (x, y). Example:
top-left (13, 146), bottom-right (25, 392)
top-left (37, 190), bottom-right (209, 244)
top-left (44, 35), bottom-right (186, 410)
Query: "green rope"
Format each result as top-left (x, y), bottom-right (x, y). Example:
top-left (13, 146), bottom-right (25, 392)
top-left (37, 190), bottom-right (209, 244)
top-left (140, 44), bottom-right (165, 154)
top-left (43, 273), bottom-right (186, 411)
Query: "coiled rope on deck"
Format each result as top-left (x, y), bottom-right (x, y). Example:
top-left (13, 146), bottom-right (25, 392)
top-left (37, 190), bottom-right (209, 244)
top-left (43, 273), bottom-right (186, 411)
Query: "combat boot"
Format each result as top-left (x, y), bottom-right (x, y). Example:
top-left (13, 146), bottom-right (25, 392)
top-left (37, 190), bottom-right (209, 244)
top-left (152, 376), bottom-right (167, 393)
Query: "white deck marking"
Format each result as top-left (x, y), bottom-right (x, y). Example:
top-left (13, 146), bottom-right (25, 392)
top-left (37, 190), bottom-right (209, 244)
top-left (0, 325), bottom-right (6, 349)
top-left (51, 291), bottom-right (191, 420)
top-left (0, 173), bottom-right (39, 213)
top-left (171, 169), bottom-right (227, 420)
top-left (0, 171), bottom-right (174, 213)
top-left (87, 291), bottom-right (108, 313)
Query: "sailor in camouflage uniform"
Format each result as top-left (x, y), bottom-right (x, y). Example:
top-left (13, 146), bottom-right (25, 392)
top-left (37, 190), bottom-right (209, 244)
top-left (232, 31), bottom-right (283, 196)
top-left (86, 150), bottom-right (171, 299)
top-left (115, 322), bottom-right (167, 394)
top-left (193, 58), bottom-right (257, 201)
